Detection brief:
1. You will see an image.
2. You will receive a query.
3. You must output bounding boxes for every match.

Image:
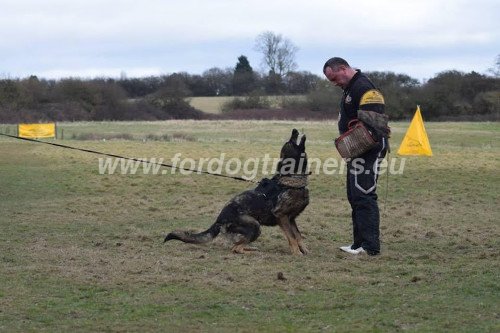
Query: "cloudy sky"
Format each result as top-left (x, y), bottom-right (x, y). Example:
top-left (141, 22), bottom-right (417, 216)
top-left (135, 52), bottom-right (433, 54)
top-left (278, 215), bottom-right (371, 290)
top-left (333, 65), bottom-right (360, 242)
top-left (1, 0), bottom-right (498, 81)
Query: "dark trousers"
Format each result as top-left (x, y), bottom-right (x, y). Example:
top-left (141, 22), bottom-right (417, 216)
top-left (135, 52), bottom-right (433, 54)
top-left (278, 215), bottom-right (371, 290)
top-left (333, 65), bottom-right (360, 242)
top-left (346, 138), bottom-right (387, 254)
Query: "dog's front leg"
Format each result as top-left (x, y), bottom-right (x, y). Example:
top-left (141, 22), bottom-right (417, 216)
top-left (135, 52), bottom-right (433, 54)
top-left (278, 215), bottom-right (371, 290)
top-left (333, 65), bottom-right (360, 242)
top-left (277, 216), bottom-right (302, 255)
top-left (290, 219), bottom-right (309, 255)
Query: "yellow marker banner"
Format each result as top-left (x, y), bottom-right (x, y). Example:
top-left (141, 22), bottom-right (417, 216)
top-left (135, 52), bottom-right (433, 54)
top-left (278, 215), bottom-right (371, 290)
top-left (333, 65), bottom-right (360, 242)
top-left (18, 123), bottom-right (56, 139)
top-left (397, 106), bottom-right (432, 156)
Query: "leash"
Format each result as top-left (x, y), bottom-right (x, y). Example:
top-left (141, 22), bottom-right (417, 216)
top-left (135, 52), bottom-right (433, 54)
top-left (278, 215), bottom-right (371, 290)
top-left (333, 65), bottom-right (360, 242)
top-left (0, 132), bottom-right (257, 183)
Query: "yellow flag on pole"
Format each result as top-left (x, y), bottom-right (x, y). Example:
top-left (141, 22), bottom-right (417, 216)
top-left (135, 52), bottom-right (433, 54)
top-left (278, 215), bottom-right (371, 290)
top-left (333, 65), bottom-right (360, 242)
top-left (397, 106), bottom-right (432, 156)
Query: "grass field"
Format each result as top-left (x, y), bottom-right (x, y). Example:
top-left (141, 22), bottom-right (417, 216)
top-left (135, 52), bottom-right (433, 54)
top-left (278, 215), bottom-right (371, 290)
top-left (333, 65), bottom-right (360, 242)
top-left (0, 120), bottom-right (499, 332)
top-left (188, 95), bottom-right (305, 113)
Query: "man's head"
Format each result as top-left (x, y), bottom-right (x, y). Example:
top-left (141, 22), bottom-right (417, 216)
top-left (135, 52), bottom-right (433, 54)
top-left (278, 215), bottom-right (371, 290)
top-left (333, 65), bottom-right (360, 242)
top-left (323, 57), bottom-right (357, 89)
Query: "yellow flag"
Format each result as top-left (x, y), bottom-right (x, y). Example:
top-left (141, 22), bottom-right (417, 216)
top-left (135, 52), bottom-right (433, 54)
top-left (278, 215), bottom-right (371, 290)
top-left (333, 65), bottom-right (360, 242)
top-left (397, 106), bottom-right (432, 156)
top-left (18, 123), bottom-right (56, 139)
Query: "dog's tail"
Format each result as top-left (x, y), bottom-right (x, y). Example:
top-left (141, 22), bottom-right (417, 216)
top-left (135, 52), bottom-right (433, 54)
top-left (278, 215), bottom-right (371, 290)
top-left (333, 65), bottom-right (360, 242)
top-left (164, 223), bottom-right (221, 244)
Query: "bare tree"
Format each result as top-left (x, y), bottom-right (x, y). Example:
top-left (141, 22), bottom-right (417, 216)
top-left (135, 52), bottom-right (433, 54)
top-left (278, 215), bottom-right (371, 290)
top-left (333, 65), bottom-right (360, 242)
top-left (488, 54), bottom-right (500, 77)
top-left (202, 67), bottom-right (234, 96)
top-left (254, 31), bottom-right (298, 77)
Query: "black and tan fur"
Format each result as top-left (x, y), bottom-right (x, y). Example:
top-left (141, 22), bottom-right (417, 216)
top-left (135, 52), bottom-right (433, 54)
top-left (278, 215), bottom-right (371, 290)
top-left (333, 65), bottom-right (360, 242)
top-left (164, 129), bottom-right (309, 255)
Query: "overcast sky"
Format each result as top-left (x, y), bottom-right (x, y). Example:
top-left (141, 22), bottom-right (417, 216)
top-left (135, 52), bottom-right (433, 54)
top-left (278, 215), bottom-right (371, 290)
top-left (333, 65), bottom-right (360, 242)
top-left (1, 0), bottom-right (498, 81)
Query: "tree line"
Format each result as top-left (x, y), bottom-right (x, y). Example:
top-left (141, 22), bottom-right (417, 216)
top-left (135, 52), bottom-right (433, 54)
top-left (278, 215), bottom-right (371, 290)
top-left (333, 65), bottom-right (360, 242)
top-left (1, 66), bottom-right (498, 123)
top-left (0, 30), bottom-right (498, 123)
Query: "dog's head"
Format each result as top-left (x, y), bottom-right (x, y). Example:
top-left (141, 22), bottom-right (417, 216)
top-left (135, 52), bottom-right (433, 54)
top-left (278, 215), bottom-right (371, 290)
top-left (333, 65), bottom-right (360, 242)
top-left (276, 129), bottom-right (308, 176)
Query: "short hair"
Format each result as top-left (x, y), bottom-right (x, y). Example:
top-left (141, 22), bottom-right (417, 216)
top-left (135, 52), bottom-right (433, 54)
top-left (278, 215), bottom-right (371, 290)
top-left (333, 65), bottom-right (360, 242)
top-left (323, 57), bottom-right (350, 73)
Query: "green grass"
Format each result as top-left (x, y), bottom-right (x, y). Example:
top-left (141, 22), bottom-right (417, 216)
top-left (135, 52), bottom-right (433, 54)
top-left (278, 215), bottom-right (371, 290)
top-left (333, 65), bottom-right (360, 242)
top-left (0, 120), bottom-right (499, 332)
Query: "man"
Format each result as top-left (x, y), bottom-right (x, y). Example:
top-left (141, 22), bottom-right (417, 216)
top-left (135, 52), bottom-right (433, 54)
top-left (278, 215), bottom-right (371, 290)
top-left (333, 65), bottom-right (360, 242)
top-left (323, 57), bottom-right (388, 256)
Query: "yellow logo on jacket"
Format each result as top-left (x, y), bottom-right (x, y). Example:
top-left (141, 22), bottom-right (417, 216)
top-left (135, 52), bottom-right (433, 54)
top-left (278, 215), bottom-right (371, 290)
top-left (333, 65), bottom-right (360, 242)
top-left (360, 90), bottom-right (385, 106)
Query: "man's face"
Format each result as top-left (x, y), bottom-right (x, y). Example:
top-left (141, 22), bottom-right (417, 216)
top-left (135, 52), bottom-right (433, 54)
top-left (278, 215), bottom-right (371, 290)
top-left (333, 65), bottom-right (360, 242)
top-left (324, 66), bottom-right (349, 89)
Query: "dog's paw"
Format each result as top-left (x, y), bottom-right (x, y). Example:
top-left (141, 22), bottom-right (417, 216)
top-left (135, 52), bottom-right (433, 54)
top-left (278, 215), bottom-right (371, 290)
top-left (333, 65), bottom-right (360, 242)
top-left (231, 244), bottom-right (259, 254)
top-left (291, 248), bottom-right (304, 256)
top-left (299, 245), bottom-right (310, 255)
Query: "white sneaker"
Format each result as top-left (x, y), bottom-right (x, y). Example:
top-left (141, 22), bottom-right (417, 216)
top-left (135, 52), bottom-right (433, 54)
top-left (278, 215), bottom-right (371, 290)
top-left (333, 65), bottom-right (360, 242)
top-left (339, 245), bottom-right (366, 254)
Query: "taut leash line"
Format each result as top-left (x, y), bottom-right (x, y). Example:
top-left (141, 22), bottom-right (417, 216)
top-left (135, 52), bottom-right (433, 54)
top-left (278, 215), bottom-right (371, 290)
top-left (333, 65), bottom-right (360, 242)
top-left (0, 132), bottom-right (256, 183)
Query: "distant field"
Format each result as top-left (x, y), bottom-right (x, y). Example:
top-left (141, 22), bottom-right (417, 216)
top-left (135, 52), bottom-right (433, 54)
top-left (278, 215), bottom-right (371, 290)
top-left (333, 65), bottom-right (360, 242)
top-left (188, 95), bottom-right (306, 114)
top-left (0, 120), bottom-right (499, 332)
top-left (188, 96), bottom-right (233, 114)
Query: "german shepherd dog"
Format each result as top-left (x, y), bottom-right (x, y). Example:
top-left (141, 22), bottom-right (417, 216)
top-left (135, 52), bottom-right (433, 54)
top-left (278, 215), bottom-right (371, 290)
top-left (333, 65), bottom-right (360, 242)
top-left (164, 129), bottom-right (309, 255)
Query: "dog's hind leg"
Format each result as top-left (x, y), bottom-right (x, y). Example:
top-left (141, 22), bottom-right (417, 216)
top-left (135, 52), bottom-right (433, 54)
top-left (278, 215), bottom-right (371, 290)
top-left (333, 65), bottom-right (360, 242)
top-left (226, 215), bottom-right (261, 254)
top-left (277, 216), bottom-right (302, 255)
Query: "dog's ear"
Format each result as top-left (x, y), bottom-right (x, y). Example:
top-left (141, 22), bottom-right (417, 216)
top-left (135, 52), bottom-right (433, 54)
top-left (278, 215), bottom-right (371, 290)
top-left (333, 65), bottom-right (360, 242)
top-left (280, 141), bottom-right (293, 159)
top-left (299, 134), bottom-right (306, 148)
top-left (290, 129), bottom-right (299, 143)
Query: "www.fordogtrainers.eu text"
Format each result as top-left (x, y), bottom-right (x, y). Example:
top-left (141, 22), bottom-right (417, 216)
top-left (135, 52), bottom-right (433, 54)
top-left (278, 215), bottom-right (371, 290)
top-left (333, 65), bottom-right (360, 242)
top-left (98, 153), bottom-right (406, 180)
